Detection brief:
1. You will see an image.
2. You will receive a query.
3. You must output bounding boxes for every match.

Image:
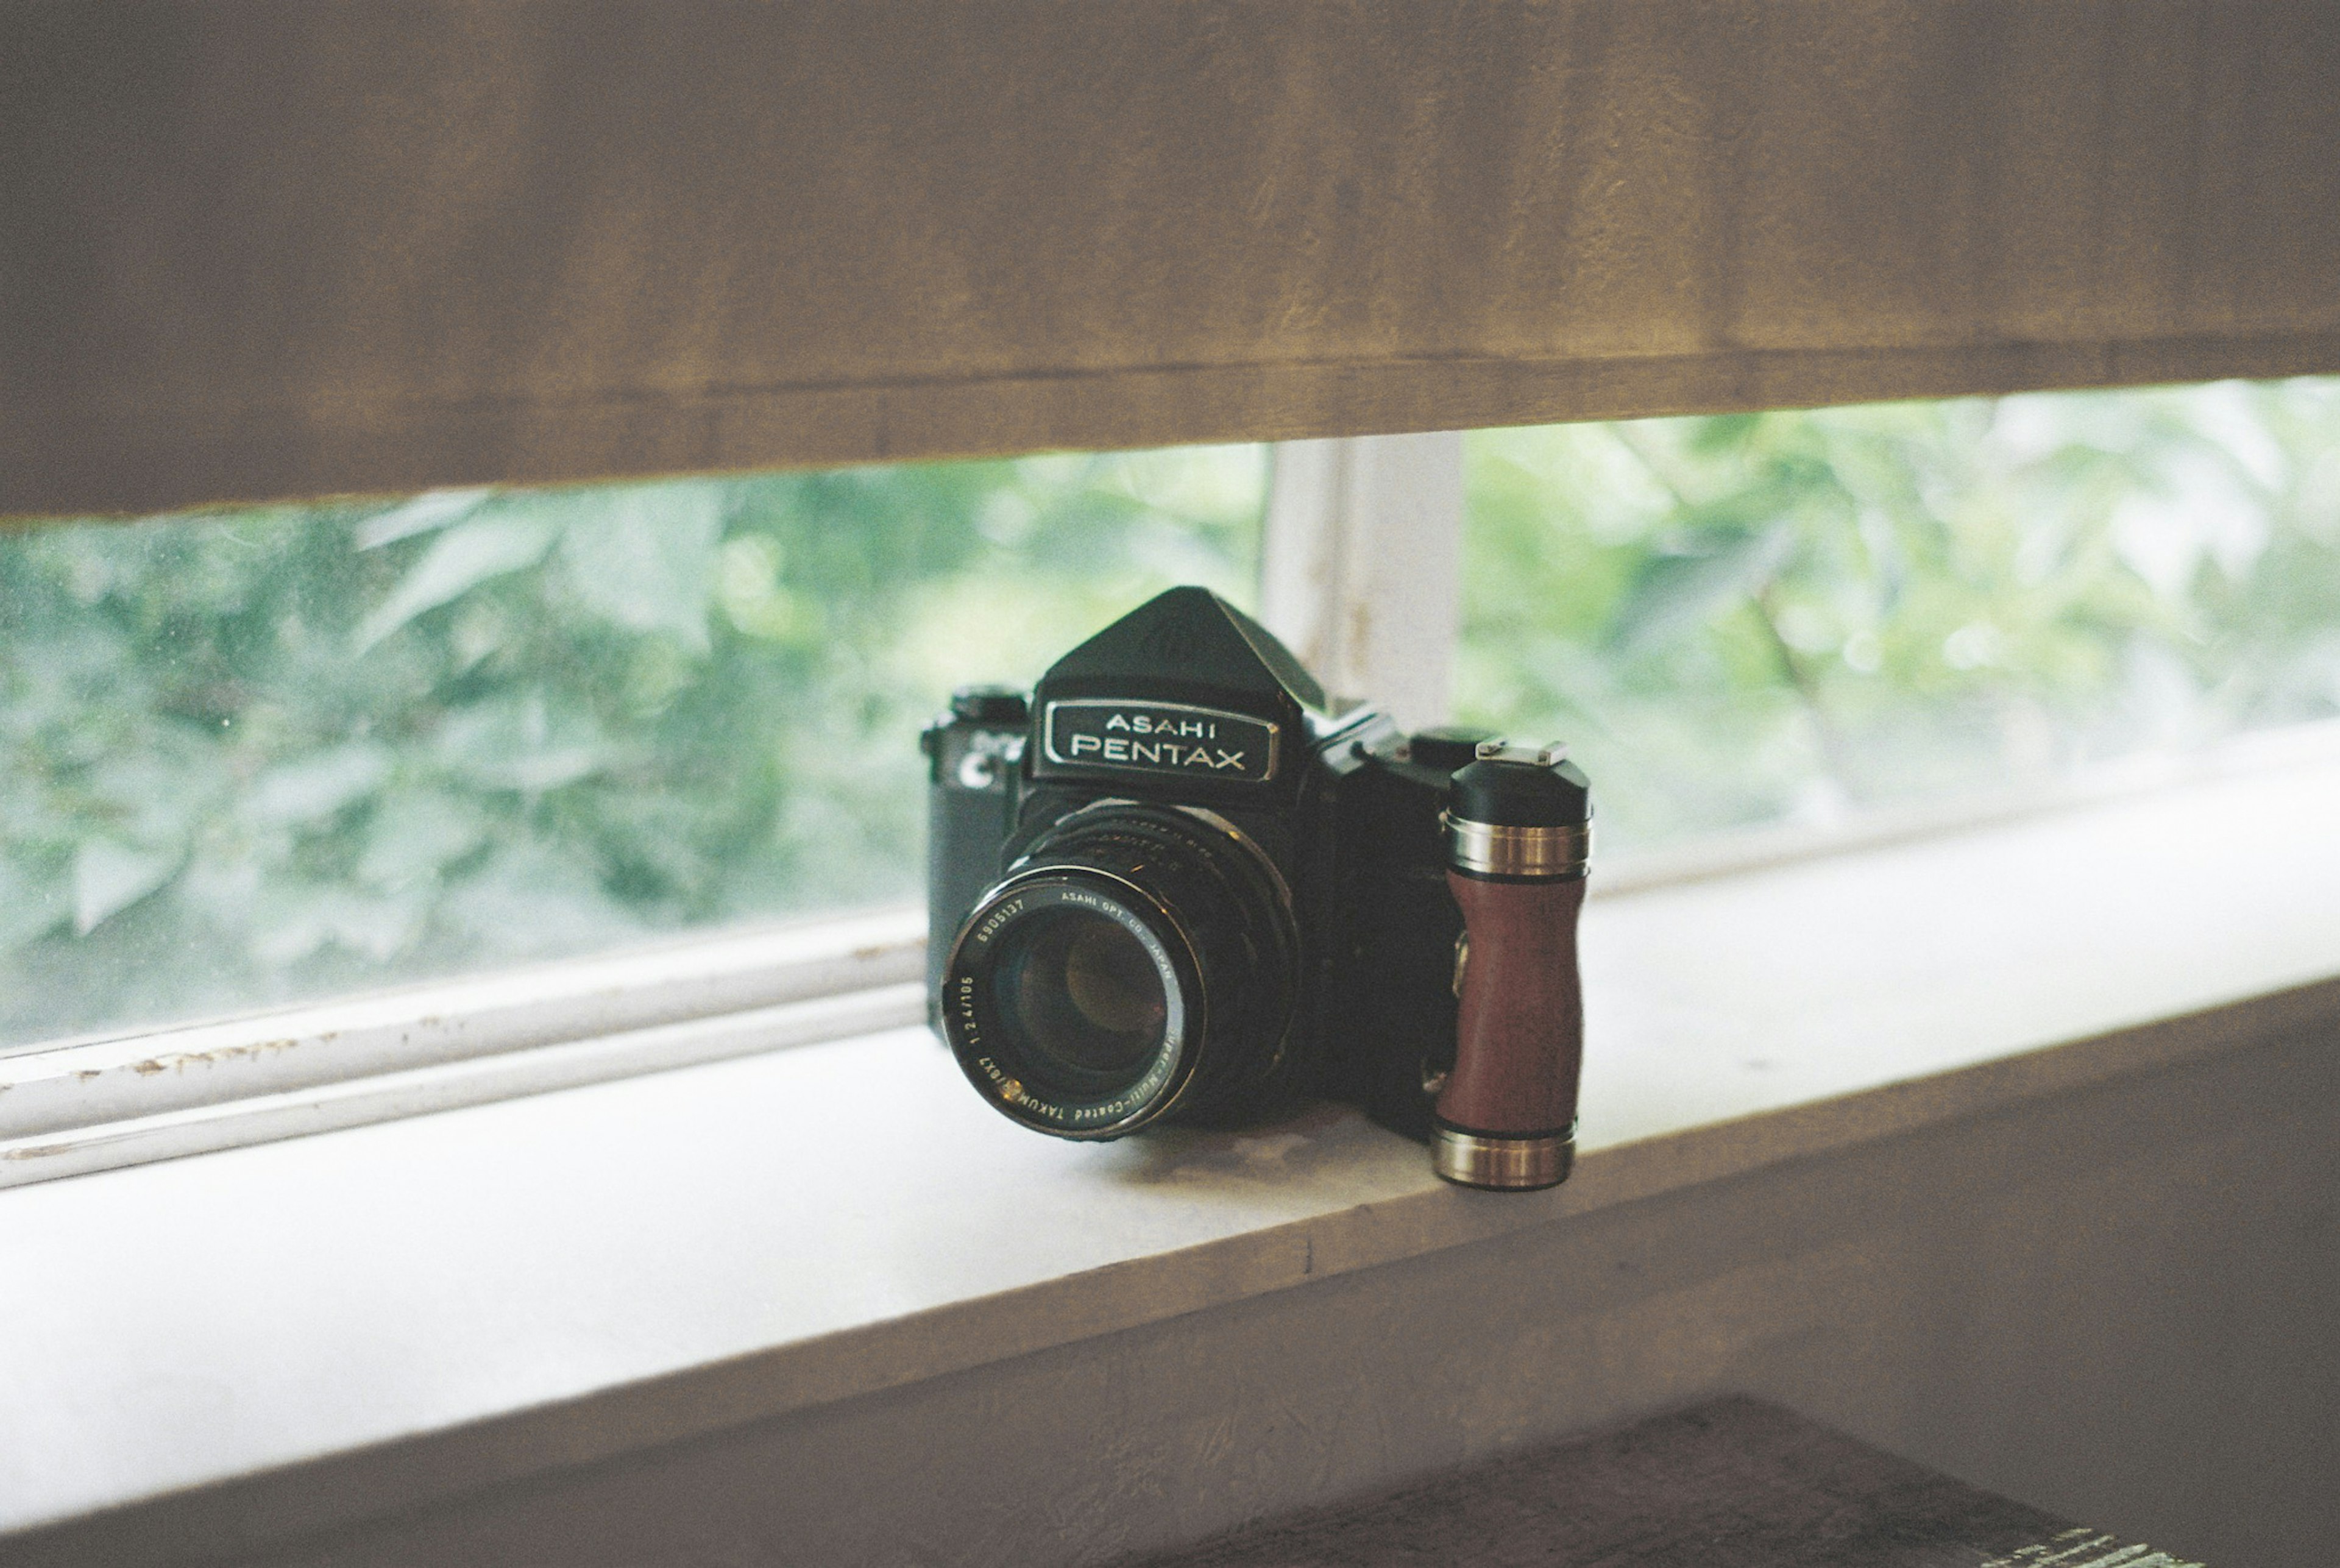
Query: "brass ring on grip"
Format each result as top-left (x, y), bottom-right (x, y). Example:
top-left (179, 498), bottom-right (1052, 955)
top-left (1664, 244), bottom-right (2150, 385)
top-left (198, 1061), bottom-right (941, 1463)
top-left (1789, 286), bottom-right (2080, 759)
top-left (1441, 814), bottom-right (1590, 880)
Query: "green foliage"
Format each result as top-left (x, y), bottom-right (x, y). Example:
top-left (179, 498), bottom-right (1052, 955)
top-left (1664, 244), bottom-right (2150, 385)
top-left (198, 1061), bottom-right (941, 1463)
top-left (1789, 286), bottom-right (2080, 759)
top-left (8, 377), bottom-right (2338, 1047)
top-left (0, 448), bottom-right (1265, 1046)
top-left (1458, 379), bottom-right (2340, 846)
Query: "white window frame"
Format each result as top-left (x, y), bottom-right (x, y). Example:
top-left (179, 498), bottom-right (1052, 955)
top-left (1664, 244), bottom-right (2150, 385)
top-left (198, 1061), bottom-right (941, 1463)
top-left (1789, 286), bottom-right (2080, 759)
top-left (0, 435), bottom-right (1462, 1186)
top-left (8, 429), bottom-right (2339, 1188)
top-left (0, 907), bottom-right (925, 1186)
top-left (1259, 431), bottom-right (1467, 734)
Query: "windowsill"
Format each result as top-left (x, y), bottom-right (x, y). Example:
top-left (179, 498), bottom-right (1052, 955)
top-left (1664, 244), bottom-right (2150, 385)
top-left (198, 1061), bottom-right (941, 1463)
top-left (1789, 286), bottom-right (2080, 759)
top-left (4, 757), bottom-right (2337, 1562)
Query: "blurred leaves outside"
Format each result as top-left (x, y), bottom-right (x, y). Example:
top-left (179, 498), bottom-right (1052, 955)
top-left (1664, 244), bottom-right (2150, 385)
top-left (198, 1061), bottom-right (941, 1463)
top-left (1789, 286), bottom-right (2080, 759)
top-left (1458, 378), bottom-right (2340, 849)
top-left (0, 449), bottom-right (1266, 1048)
top-left (4, 376), bottom-right (2338, 1049)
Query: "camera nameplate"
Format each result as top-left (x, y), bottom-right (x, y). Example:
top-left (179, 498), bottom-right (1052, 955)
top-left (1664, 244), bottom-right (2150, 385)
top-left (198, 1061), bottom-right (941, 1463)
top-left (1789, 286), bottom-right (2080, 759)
top-left (1040, 700), bottom-right (1279, 784)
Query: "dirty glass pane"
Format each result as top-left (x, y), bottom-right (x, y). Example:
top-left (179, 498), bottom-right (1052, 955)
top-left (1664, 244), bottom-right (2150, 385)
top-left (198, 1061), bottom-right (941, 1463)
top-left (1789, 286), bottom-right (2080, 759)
top-left (1459, 378), bottom-right (2340, 853)
top-left (0, 447), bottom-right (1266, 1049)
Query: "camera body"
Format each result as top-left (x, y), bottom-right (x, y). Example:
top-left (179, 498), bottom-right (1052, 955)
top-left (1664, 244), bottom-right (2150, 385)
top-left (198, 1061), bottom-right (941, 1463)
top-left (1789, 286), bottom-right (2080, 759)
top-left (923, 587), bottom-right (1581, 1146)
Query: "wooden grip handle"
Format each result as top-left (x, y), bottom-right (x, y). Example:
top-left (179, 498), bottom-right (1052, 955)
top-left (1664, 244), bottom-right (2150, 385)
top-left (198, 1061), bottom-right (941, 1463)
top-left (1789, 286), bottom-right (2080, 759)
top-left (1436, 871), bottom-right (1584, 1137)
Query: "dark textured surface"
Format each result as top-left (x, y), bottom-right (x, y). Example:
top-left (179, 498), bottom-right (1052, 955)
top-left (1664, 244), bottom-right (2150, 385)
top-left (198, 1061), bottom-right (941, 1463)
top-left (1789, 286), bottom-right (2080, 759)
top-left (1140, 1397), bottom-right (2195, 1567)
top-left (6, 3), bottom-right (2340, 514)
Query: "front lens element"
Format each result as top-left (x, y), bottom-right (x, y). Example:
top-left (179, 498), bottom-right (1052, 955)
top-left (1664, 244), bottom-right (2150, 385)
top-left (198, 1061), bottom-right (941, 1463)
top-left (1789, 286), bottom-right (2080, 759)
top-left (941, 873), bottom-right (1194, 1137)
top-left (939, 804), bottom-right (1297, 1140)
top-left (996, 907), bottom-right (1168, 1084)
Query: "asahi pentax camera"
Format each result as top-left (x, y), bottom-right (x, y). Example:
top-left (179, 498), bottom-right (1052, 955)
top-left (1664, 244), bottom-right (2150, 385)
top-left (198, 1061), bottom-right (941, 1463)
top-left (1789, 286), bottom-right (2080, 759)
top-left (921, 587), bottom-right (1591, 1190)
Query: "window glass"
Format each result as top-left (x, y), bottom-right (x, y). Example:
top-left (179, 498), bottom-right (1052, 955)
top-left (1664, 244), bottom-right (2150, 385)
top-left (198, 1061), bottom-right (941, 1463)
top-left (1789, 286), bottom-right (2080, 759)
top-left (0, 448), bottom-right (1266, 1050)
top-left (1458, 378), bottom-right (2340, 852)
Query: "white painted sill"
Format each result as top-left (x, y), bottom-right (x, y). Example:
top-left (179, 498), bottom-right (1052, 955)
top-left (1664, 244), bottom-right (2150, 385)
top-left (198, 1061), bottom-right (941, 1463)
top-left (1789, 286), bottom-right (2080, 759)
top-left (0, 907), bottom-right (929, 1188)
top-left (2, 753), bottom-right (2337, 1559)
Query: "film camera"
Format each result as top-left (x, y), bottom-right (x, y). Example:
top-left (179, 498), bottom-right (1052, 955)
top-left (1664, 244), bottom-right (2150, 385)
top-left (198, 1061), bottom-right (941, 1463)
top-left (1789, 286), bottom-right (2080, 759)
top-left (921, 587), bottom-right (1589, 1190)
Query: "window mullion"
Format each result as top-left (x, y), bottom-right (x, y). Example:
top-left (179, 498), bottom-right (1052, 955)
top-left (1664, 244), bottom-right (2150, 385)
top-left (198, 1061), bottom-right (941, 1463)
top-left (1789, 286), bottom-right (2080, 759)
top-left (1259, 433), bottom-right (1466, 732)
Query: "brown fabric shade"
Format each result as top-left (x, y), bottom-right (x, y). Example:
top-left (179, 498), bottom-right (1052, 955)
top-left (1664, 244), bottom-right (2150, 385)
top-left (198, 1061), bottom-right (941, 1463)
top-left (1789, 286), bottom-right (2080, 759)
top-left (5, 1), bottom-right (2339, 519)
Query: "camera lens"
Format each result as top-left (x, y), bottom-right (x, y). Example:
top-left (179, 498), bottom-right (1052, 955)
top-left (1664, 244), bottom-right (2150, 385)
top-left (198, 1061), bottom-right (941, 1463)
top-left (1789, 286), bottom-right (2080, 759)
top-left (995, 907), bottom-right (1167, 1082)
top-left (938, 803), bottom-right (1296, 1139)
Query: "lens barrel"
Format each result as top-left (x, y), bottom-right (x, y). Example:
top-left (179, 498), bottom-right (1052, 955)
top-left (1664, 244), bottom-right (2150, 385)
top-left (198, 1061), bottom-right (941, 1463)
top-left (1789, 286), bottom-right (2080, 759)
top-left (939, 804), bottom-right (1297, 1139)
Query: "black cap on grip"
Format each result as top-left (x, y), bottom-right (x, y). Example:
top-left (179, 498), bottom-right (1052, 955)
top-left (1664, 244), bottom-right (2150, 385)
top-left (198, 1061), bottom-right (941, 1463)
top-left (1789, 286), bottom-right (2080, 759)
top-left (1406, 726), bottom-right (1498, 772)
top-left (1448, 747), bottom-right (1591, 828)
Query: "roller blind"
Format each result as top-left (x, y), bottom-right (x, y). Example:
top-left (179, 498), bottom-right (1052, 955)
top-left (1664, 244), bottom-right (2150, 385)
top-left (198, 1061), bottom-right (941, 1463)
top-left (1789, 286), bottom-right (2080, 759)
top-left (5, 1), bottom-right (2339, 518)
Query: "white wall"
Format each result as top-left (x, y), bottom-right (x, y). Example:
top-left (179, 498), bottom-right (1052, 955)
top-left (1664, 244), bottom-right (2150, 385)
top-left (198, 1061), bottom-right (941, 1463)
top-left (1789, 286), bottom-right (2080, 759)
top-left (138, 1026), bottom-right (2339, 1568)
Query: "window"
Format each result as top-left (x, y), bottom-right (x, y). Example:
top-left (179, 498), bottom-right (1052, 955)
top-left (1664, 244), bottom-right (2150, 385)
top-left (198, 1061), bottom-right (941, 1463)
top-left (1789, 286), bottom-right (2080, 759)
top-left (1459, 378), bottom-right (2340, 853)
top-left (8, 378), bottom-right (2340, 1183)
top-left (0, 448), bottom-right (1268, 1051)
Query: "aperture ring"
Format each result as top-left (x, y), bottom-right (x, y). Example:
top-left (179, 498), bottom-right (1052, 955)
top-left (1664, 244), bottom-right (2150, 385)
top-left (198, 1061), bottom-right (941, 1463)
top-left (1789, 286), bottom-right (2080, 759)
top-left (1442, 813), bottom-right (1590, 879)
